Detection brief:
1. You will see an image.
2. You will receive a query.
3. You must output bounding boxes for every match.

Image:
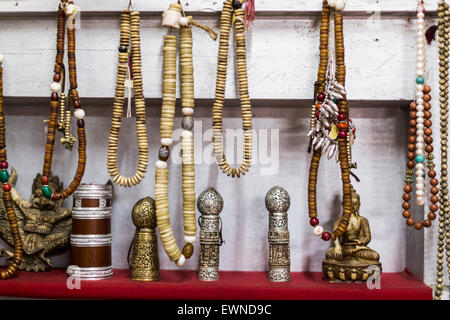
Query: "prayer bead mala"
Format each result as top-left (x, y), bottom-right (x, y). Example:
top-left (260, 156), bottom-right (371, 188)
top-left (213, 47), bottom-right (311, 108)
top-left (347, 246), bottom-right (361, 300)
top-left (41, 0), bottom-right (86, 200)
top-left (0, 55), bottom-right (23, 280)
top-left (401, 0), bottom-right (439, 230)
top-left (307, 0), bottom-right (354, 242)
top-left (156, 3), bottom-right (217, 266)
top-left (434, 0), bottom-right (450, 300)
top-left (107, 9), bottom-right (148, 188)
top-left (211, 0), bottom-right (253, 178)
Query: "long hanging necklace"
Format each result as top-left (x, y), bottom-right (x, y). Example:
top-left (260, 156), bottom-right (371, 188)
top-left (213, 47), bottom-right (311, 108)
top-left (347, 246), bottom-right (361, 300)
top-left (107, 6), bottom-right (148, 188)
top-left (434, 0), bottom-right (449, 300)
top-left (307, 0), bottom-right (354, 242)
top-left (211, 0), bottom-right (253, 178)
top-left (0, 55), bottom-right (23, 280)
top-left (401, 0), bottom-right (439, 230)
top-left (41, 0), bottom-right (86, 200)
top-left (156, 2), bottom-right (217, 266)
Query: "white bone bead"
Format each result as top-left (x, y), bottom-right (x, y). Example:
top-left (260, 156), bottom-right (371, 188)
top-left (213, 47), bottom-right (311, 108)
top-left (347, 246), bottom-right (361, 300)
top-left (51, 82), bottom-right (61, 92)
top-left (156, 160), bottom-right (167, 169)
top-left (161, 138), bottom-right (173, 146)
top-left (74, 108), bottom-right (85, 120)
top-left (182, 107), bottom-right (194, 116)
top-left (176, 254), bottom-right (186, 266)
top-left (313, 225), bottom-right (324, 236)
top-left (184, 235), bottom-right (196, 244)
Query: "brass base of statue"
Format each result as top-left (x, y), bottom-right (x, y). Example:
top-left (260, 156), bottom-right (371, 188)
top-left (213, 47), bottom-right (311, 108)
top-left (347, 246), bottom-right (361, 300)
top-left (322, 259), bottom-right (382, 282)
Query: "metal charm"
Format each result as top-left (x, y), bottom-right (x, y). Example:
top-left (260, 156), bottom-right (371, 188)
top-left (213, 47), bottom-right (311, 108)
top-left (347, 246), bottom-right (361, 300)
top-left (197, 188), bottom-right (223, 281)
top-left (265, 186), bottom-right (291, 282)
top-left (130, 197), bottom-right (160, 282)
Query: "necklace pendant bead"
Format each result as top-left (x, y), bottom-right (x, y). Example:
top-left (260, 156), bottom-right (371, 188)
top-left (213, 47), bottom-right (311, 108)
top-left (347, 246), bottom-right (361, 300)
top-left (0, 170), bottom-right (9, 183)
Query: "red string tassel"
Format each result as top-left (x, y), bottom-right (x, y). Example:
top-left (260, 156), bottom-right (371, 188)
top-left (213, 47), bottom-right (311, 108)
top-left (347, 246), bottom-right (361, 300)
top-left (244, 0), bottom-right (255, 28)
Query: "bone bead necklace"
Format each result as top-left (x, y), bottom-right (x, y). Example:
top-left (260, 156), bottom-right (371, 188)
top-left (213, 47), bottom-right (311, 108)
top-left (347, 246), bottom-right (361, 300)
top-left (434, 0), bottom-right (449, 300)
top-left (41, 0), bottom-right (86, 200)
top-left (107, 8), bottom-right (148, 188)
top-left (401, 0), bottom-right (439, 230)
top-left (211, 0), bottom-right (253, 178)
top-left (307, 0), bottom-right (353, 242)
top-left (155, 3), bottom-right (217, 266)
top-left (0, 55), bottom-right (23, 280)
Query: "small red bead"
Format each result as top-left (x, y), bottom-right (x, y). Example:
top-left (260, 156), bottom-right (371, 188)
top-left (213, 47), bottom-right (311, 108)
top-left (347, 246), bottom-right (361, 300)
top-left (0, 161), bottom-right (8, 169)
top-left (337, 113), bottom-right (347, 121)
top-left (2, 183), bottom-right (11, 192)
top-left (77, 119), bottom-right (85, 128)
top-left (310, 217), bottom-right (319, 227)
top-left (321, 232), bottom-right (331, 241)
top-left (41, 175), bottom-right (49, 185)
top-left (51, 92), bottom-right (59, 101)
top-left (317, 93), bottom-right (325, 102)
top-left (338, 131), bottom-right (347, 139)
top-left (73, 100), bottom-right (81, 108)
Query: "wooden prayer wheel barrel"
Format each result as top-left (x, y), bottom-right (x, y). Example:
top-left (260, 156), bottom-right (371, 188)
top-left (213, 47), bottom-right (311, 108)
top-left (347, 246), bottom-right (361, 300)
top-left (66, 183), bottom-right (113, 280)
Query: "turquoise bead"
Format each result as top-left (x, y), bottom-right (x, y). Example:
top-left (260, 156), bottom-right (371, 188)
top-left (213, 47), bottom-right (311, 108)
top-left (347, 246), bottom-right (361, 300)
top-left (416, 155), bottom-right (425, 163)
top-left (416, 76), bottom-right (425, 84)
top-left (0, 170), bottom-right (9, 183)
top-left (333, 98), bottom-right (339, 104)
top-left (42, 186), bottom-right (53, 199)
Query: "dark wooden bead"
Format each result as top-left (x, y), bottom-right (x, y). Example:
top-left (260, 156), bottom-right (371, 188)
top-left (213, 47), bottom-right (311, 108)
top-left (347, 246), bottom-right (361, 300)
top-left (414, 222), bottom-right (423, 230)
top-left (404, 184), bottom-right (413, 193)
top-left (53, 73), bottom-right (61, 82)
top-left (73, 100), bottom-right (81, 108)
top-left (425, 145), bottom-right (434, 153)
top-left (119, 46), bottom-right (128, 53)
top-left (407, 152), bottom-right (415, 160)
top-left (407, 161), bottom-right (415, 169)
top-left (406, 218), bottom-right (415, 226)
top-left (51, 92), bottom-right (59, 101)
top-left (158, 146), bottom-right (170, 161)
top-left (423, 219), bottom-right (432, 228)
top-left (402, 202), bottom-right (410, 210)
top-left (77, 119), bottom-right (85, 128)
top-left (408, 144), bottom-right (415, 152)
top-left (428, 212), bottom-right (437, 221)
top-left (408, 136), bottom-right (416, 143)
top-left (430, 178), bottom-right (439, 186)
top-left (182, 243), bottom-right (194, 259)
top-left (430, 204), bottom-right (439, 212)
top-left (402, 210), bottom-right (411, 218)
top-left (424, 119), bottom-right (432, 128)
top-left (425, 136), bottom-right (433, 144)
top-left (431, 195), bottom-right (439, 203)
top-left (402, 193), bottom-right (411, 201)
top-left (431, 186), bottom-right (439, 194)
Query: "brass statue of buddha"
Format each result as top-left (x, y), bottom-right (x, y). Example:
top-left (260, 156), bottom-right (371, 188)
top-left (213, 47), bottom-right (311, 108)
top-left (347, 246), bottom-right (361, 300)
top-left (323, 187), bottom-right (382, 282)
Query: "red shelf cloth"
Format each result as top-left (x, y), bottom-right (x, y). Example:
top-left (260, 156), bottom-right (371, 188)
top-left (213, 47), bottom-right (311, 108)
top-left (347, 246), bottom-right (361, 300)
top-left (0, 269), bottom-right (431, 300)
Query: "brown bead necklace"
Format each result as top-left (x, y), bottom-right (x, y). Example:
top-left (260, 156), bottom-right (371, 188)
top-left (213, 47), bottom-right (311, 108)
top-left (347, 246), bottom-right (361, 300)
top-left (0, 55), bottom-right (24, 280)
top-left (41, 0), bottom-right (86, 200)
top-left (307, 1), bottom-right (354, 242)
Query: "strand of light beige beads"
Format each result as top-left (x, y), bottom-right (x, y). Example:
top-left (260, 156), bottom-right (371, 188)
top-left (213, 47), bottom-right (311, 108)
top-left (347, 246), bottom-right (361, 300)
top-left (107, 9), bottom-right (149, 188)
top-left (212, 0), bottom-right (253, 178)
top-left (155, 2), bottom-right (217, 266)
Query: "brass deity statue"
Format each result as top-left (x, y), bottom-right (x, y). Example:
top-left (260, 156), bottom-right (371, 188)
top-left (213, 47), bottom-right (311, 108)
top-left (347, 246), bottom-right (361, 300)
top-left (0, 168), bottom-right (71, 272)
top-left (322, 187), bottom-right (382, 282)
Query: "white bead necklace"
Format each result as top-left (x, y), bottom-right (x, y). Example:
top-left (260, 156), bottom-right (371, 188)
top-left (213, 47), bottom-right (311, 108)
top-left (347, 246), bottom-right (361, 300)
top-left (415, 0), bottom-right (426, 206)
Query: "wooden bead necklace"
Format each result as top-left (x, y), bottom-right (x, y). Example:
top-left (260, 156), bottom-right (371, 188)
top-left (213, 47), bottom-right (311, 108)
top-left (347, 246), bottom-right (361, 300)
top-left (107, 8), bottom-right (149, 188)
top-left (401, 0), bottom-right (439, 230)
top-left (434, 0), bottom-right (449, 300)
top-left (41, 0), bottom-right (86, 200)
top-left (307, 0), bottom-right (354, 242)
top-left (156, 3), bottom-right (217, 266)
top-left (0, 55), bottom-right (23, 280)
top-left (211, 0), bottom-right (253, 178)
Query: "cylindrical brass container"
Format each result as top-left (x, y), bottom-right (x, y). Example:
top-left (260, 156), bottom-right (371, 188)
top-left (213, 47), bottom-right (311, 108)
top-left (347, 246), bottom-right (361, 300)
top-left (67, 183), bottom-right (113, 280)
top-left (130, 197), bottom-right (160, 281)
top-left (265, 186), bottom-right (291, 282)
top-left (197, 188), bottom-right (223, 281)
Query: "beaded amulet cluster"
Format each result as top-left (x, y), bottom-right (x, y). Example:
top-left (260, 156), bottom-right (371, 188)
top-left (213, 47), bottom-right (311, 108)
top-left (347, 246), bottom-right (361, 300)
top-left (0, 54), bottom-right (23, 280)
top-left (41, 0), bottom-right (86, 200)
top-left (401, 0), bottom-right (439, 230)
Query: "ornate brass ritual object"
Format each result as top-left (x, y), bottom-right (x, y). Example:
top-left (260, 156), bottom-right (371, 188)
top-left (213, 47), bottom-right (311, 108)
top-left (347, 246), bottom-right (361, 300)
top-left (265, 186), bottom-right (291, 282)
top-left (130, 197), bottom-right (160, 282)
top-left (0, 169), bottom-right (71, 272)
top-left (322, 187), bottom-right (382, 282)
top-left (198, 188), bottom-right (223, 281)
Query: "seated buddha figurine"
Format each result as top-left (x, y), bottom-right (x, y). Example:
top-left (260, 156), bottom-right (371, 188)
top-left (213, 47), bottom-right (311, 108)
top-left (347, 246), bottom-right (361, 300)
top-left (323, 187), bottom-right (382, 282)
